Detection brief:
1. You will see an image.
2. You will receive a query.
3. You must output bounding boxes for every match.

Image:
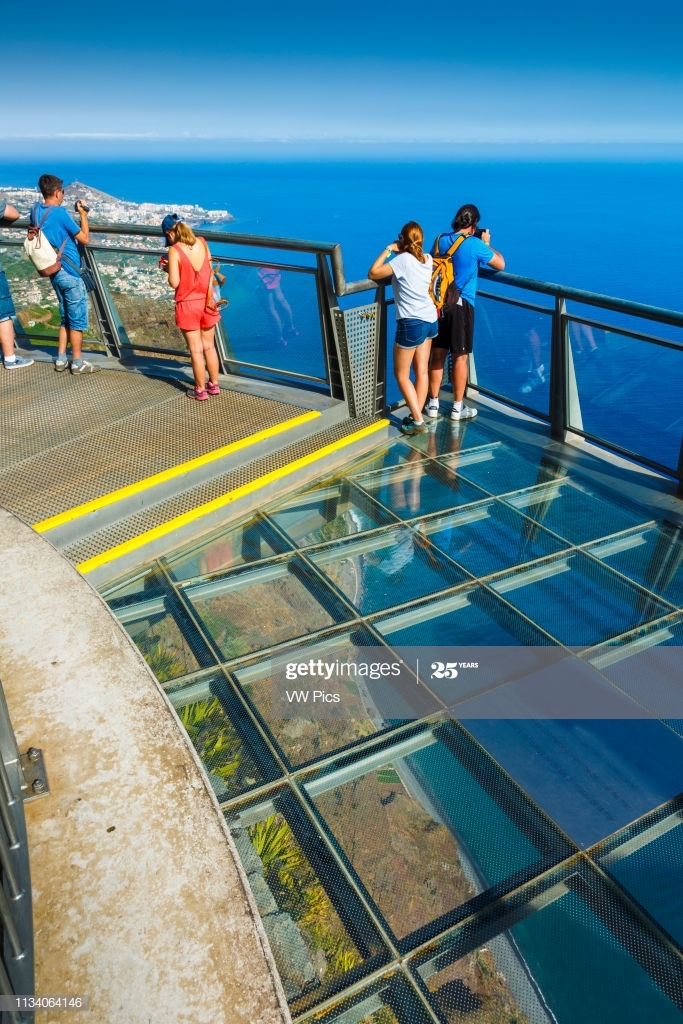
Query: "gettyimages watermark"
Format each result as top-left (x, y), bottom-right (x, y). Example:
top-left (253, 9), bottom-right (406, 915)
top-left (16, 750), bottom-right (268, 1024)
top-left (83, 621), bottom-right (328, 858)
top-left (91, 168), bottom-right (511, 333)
top-left (269, 646), bottom-right (683, 720)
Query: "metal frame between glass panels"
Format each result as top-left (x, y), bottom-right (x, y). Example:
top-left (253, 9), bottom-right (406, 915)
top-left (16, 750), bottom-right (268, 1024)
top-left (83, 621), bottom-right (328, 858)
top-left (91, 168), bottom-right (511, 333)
top-left (101, 411), bottom-right (683, 1024)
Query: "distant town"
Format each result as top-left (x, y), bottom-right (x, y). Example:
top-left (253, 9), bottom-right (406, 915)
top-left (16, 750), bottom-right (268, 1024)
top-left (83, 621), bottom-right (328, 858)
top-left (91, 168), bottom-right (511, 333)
top-left (0, 180), bottom-right (233, 229)
top-left (0, 182), bottom-right (234, 335)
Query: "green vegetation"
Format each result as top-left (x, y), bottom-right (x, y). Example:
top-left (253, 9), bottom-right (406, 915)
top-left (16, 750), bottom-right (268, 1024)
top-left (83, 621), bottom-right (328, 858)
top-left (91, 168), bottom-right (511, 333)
top-left (138, 639), bottom-right (184, 682)
top-left (178, 697), bottom-right (245, 785)
top-left (249, 814), bottom-right (361, 980)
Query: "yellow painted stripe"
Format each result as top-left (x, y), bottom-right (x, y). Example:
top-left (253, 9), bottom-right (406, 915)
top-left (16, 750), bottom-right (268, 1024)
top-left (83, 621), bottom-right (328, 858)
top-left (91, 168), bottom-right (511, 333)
top-left (78, 419), bottom-right (389, 575)
top-left (35, 411), bottom-right (320, 533)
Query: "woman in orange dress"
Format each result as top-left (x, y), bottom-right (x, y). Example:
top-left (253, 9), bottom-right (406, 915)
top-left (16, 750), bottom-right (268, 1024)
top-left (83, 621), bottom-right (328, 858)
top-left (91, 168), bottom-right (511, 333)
top-left (162, 214), bottom-right (221, 400)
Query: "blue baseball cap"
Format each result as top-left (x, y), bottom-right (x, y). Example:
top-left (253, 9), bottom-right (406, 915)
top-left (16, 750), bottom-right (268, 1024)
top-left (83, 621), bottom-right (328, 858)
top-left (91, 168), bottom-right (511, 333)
top-left (161, 213), bottom-right (179, 235)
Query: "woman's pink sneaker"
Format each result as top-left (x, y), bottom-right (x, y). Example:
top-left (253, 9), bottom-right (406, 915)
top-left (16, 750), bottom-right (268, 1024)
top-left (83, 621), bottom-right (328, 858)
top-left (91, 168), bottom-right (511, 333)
top-left (187, 387), bottom-right (208, 401)
top-left (206, 381), bottom-right (220, 396)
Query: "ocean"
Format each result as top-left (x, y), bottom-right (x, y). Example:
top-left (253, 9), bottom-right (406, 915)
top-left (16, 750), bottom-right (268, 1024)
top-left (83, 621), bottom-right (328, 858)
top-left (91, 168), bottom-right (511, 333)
top-left (2, 156), bottom-right (683, 310)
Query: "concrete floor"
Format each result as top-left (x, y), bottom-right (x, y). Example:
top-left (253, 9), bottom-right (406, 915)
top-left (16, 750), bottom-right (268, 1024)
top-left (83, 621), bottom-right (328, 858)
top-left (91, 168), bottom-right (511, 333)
top-left (0, 507), bottom-right (290, 1024)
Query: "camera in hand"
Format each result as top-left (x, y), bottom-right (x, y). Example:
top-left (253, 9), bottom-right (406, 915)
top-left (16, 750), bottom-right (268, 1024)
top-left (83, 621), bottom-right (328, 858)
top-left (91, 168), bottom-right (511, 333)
top-left (74, 200), bottom-right (90, 213)
top-left (474, 227), bottom-right (487, 239)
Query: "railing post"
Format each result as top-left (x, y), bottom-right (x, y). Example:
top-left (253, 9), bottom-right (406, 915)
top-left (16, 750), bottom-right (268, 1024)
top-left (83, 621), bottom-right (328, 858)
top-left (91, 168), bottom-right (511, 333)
top-left (79, 247), bottom-right (123, 359)
top-left (549, 295), bottom-right (567, 440)
top-left (375, 283), bottom-right (388, 414)
top-left (0, 684), bottom-right (36, 1011)
top-left (315, 254), bottom-right (346, 402)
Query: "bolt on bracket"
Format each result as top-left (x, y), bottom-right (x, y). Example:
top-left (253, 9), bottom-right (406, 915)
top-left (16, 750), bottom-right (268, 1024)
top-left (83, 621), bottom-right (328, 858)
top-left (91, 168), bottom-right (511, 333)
top-left (19, 747), bottom-right (49, 801)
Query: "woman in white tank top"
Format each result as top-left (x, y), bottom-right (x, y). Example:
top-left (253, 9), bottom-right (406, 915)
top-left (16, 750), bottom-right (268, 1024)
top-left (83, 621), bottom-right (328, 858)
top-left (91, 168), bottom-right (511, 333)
top-left (369, 221), bottom-right (438, 435)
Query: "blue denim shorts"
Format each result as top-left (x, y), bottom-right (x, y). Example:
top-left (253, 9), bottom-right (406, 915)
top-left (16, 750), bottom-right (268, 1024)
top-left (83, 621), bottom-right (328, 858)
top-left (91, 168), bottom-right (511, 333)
top-left (0, 270), bottom-right (15, 321)
top-left (50, 269), bottom-right (88, 331)
top-left (394, 317), bottom-right (439, 349)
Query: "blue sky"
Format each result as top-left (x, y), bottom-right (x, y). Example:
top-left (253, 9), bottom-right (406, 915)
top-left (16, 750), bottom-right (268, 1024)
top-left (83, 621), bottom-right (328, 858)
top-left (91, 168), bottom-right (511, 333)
top-left (3, 0), bottom-right (683, 154)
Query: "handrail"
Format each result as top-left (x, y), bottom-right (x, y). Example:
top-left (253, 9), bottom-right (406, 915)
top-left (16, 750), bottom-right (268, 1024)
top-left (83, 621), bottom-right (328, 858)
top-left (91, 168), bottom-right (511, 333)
top-left (0, 682), bottom-right (46, 1022)
top-left (3, 219), bottom-right (683, 488)
top-left (6, 220), bottom-right (683, 325)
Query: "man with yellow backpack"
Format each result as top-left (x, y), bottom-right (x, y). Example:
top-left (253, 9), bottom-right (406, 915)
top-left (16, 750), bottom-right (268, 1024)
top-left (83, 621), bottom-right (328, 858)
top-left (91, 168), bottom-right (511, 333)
top-left (425, 203), bottom-right (504, 421)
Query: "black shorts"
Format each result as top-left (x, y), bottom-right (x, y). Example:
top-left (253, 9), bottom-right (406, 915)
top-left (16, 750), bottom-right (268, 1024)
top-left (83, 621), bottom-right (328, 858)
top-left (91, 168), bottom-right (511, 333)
top-left (431, 298), bottom-right (475, 355)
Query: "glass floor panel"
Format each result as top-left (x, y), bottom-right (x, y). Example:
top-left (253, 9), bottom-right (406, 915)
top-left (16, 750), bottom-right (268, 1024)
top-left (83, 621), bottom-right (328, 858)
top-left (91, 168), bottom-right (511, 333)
top-left (163, 513), bottom-right (293, 582)
top-left (583, 616), bottom-right (683, 722)
top-left (307, 721), bottom-right (573, 949)
top-left (355, 462), bottom-right (489, 521)
top-left (504, 477), bottom-right (652, 545)
top-left (593, 797), bottom-right (683, 950)
top-left (464, 717), bottom-right (683, 847)
top-left (375, 585), bottom-right (555, 649)
top-left (412, 864), bottom-right (683, 1024)
top-left (227, 790), bottom-right (390, 1014)
top-left (587, 522), bottom-right (683, 609)
top-left (300, 972), bottom-right (432, 1024)
top-left (107, 569), bottom-right (214, 680)
top-left (97, 414), bottom-right (683, 1023)
top-left (231, 628), bottom-right (441, 768)
top-left (181, 557), bottom-right (352, 659)
top-left (400, 415), bottom-right (503, 458)
top-left (489, 551), bottom-right (671, 648)
top-left (268, 479), bottom-right (396, 548)
top-left (419, 500), bottom-right (570, 578)
top-left (441, 443), bottom-right (569, 497)
top-left (309, 527), bottom-right (469, 616)
top-left (169, 674), bottom-right (280, 800)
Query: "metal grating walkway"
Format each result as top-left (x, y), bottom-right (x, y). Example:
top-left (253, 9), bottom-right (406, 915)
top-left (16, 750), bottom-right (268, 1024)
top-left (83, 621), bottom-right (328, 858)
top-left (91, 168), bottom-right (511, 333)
top-left (0, 363), bottom-right (310, 524)
top-left (62, 416), bottom-right (380, 566)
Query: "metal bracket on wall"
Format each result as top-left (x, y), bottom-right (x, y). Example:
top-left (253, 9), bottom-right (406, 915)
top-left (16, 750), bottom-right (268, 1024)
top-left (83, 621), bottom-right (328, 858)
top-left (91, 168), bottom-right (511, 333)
top-left (18, 748), bottom-right (49, 801)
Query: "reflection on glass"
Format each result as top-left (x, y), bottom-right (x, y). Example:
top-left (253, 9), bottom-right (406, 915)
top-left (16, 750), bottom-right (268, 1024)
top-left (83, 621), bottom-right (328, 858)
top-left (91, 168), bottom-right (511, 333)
top-left (421, 500), bottom-right (569, 578)
top-left (401, 416), bottom-right (500, 458)
top-left (310, 725), bottom-right (568, 946)
top-left (357, 461), bottom-right (488, 520)
top-left (588, 522), bottom-right (683, 609)
top-left (164, 514), bottom-right (292, 581)
top-left (504, 477), bottom-right (649, 545)
top-left (472, 299), bottom-right (552, 415)
top-left (451, 446), bottom-right (566, 498)
top-left (490, 551), bottom-right (670, 648)
top-left (182, 558), bottom-right (351, 659)
top-left (269, 479), bottom-right (395, 548)
top-left (570, 327), bottom-right (683, 473)
top-left (376, 586), bottom-right (553, 648)
top-left (221, 264), bottom-right (325, 380)
top-left (310, 527), bottom-right (468, 615)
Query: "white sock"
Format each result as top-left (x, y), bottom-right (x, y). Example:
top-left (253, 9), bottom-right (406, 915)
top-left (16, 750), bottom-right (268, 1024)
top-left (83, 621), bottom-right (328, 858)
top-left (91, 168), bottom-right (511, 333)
top-left (453, 400), bottom-right (463, 412)
top-left (4, 356), bottom-right (16, 364)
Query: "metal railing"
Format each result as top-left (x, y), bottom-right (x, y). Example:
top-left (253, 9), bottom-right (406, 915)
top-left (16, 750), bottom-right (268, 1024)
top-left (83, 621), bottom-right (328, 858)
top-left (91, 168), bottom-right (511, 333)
top-left (0, 682), bottom-right (49, 1024)
top-left (2, 221), bottom-right (683, 491)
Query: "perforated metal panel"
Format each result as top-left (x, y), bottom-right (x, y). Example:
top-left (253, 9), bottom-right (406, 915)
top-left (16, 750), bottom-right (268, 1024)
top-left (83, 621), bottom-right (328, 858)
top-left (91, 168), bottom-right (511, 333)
top-left (333, 304), bottom-right (380, 417)
top-left (0, 363), bottom-right (308, 523)
top-left (62, 416), bottom-right (382, 565)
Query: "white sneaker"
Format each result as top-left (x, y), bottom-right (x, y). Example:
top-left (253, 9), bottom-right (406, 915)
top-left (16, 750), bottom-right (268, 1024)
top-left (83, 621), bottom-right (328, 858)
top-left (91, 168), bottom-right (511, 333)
top-left (450, 405), bottom-right (478, 421)
top-left (425, 397), bottom-right (440, 419)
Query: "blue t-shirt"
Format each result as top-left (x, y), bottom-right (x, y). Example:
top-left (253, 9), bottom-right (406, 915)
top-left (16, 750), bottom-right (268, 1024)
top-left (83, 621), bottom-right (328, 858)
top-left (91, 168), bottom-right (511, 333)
top-left (435, 232), bottom-right (494, 306)
top-left (0, 202), bottom-right (6, 273)
top-left (32, 204), bottom-right (82, 277)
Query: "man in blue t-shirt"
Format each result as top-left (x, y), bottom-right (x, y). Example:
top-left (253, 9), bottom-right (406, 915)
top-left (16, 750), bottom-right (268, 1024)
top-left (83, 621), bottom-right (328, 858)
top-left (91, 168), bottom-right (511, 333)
top-left (35, 173), bottom-right (99, 373)
top-left (0, 202), bottom-right (34, 370)
top-left (426, 203), bottom-right (504, 421)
